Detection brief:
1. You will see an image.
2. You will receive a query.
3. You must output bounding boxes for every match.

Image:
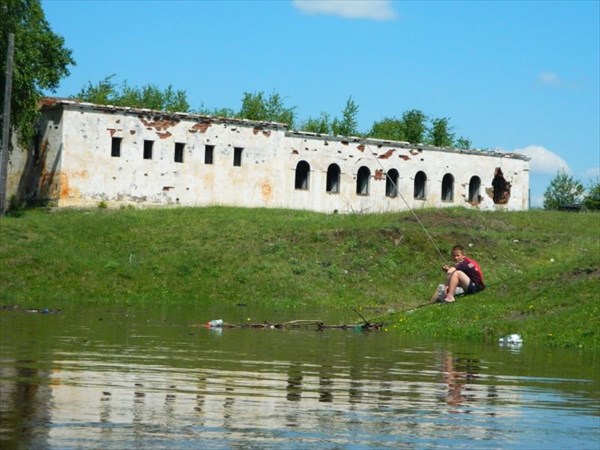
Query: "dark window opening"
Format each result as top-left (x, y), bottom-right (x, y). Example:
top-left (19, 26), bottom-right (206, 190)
top-left (205, 145), bottom-right (214, 164)
top-left (111, 137), bottom-right (122, 157)
top-left (143, 140), bottom-right (153, 160)
top-left (414, 171), bottom-right (427, 199)
top-left (468, 176), bottom-right (481, 203)
top-left (174, 143), bottom-right (185, 163)
top-left (441, 173), bottom-right (454, 202)
top-left (326, 164), bottom-right (341, 193)
top-left (492, 167), bottom-right (511, 204)
top-left (295, 160), bottom-right (310, 190)
top-left (356, 166), bottom-right (371, 196)
top-left (233, 147), bottom-right (243, 167)
top-left (386, 169), bottom-right (399, 198)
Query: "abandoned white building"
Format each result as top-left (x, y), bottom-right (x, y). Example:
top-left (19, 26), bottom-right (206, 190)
top-left (6, 99), bottom-right (530, 213)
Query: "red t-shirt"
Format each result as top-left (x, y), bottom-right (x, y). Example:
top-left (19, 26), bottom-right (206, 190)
top-left (455, 257), bottom-right (485, 288)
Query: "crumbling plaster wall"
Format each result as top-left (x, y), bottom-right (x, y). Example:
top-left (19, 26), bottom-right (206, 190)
top-left (6, 107), bottom-right (64, 205)
top-left (55, 103), bottom-right (289, 208)
top-left (24, 101), bottom-right (529, 212)
top-left (282, 132), bottom-right (529, 213)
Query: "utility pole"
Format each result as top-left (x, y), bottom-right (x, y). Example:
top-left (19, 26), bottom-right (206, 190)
top-left (0, 33), bottom-right (15, 216)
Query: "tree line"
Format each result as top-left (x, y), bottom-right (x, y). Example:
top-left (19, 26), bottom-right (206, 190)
top-left (74, 75), bottom-right (469, 149)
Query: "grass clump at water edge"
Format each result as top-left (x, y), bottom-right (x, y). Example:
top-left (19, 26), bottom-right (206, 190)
top-left (0, 206), bottom-right (598, 351)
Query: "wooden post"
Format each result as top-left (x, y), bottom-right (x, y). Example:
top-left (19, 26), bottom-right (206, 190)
top-left (0, 33), bottom-right (15, 215)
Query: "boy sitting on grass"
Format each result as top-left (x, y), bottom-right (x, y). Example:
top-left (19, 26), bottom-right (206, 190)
top-left (431, 245), bottom-right (485, 304)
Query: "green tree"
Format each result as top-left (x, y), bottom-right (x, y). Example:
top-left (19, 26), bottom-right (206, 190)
top-left (238, 91), bottom-right (295, 127)
top-left (74, 75), bottom-right (190, 112)
top-left (583, 181), bottom-right (600, 211)
top-left (455, 137), bottom-right (472, 150)
top-left (196, 105), bottom-right (236, 118)
top-left (331, 96), bottom-right (359, 136)
top-left (73, 74), bottom-right (115, 105)
top-left (543, 171), bottom-right (585, 210)
top-left (1, 0), bottom-right (75, 146)
top-left (300, 112), bottom-right (331, 134)
top-left (368, 117), bottom-right (406, 141)
top-left (427, 117), bottom-right (455, 147)
top-left (401, 109), bottom-right (427, 144)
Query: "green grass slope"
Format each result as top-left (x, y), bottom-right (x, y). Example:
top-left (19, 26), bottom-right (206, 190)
top-left (1, 206), bottom-right (598, 350)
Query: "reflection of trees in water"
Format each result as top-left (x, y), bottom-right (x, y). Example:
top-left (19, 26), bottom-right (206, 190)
top-left (1, 364), bottom-right (52, 449)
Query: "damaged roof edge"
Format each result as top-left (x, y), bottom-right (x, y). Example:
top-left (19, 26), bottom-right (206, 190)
top-left (285, 130), bottom-right (531, 161)
top-left (38, 97), bottom-right (530, 162)
top-left (38, 97), bottom-right (289, 131)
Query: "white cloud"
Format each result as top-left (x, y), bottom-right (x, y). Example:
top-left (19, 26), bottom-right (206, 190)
top-left (582, 166), bottom-right (600, 182)
top-left (536, 71), bottom-right (582, 90)
top-left (516, 145), bottom-right (570, 175)
top-left (537, 71), bottom-right (561, 87)
top-left (292, 0), bottom-right (397, 21)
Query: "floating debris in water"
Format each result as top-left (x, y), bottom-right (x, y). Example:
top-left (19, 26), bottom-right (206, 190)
top-left (499, 334), bottom-right (523, 347)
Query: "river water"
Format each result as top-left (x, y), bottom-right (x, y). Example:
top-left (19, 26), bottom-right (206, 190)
top-left (1, 303), bottom-right (598, 449)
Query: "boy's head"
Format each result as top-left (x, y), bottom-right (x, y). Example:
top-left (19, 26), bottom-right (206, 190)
top-left (451, 245), bottom-right (465, 262)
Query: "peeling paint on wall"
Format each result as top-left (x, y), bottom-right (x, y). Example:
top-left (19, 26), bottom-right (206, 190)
top-left (253, 127), bottom-right (272, 137)
top-left (260, 180), bottom-right (273, 201)
top-left (138, 115), bottom-right (179, 132)
top-left (189, 122), bottom-right (212, 134)
top-left (379, 149), bottom-right (395, 159)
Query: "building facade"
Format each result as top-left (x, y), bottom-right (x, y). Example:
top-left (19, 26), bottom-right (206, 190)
top-left (7, 99), bottom-right (530, 213)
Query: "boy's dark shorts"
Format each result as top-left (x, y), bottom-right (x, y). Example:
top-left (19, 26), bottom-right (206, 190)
top-left (466, 282), bottom-right (485, 295)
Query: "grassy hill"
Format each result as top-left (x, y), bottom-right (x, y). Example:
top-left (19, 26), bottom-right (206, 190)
top-left (1, 206), bottom-right (598, 350)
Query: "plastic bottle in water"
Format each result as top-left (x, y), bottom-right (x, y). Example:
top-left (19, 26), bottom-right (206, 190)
top-left (499, 333), bottom-right (523, 345)
top-left (206, 319), bottom-right (223, 328)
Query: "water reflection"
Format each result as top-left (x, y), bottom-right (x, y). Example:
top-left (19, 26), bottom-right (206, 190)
top-left (1, 308), bottom-right (599, 449)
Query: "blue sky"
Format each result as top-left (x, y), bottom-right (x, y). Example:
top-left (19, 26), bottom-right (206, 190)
top-left (41, 0), bottom-right (599, 207)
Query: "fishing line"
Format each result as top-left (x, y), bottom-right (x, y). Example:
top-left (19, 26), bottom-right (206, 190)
top-left (362, 140), bottom-right (447, 263)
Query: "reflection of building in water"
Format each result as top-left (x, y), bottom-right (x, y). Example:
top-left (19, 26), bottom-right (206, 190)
top-left (4, 354), bottom-right (524, 445)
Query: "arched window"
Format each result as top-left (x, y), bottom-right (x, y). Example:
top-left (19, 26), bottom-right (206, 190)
top-left (295, 161), bottom-right (310, 190)
top-left (326, 164), bottom-right (341, 193)
top-left (468, 176), bottom-right (481, 203)
top-left (386, 169), bottom-right (399, 198)
top-left (441, 173), bottom-right (454, 202)
top-left (356, 166), bottom-right (371, 195)
top-left (414, 171), bottom-right (427, 199)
